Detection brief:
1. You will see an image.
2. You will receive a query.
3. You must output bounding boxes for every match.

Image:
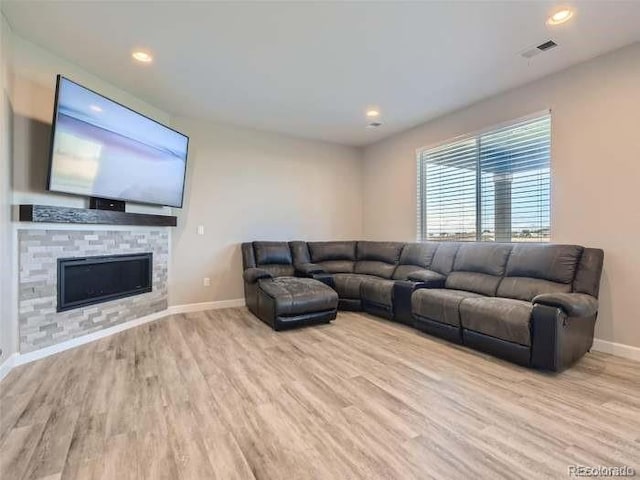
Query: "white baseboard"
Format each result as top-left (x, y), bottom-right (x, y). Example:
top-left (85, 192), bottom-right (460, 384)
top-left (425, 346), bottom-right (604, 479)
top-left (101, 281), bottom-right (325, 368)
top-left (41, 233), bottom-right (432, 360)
top-left (16, 309), bottom-right (169, 366)
top-left (0, 353), bottom-right (19, 382)
top-left (168, 298), bottom-right (245, 314)
top-left (7, 298), bottom-right (246, 371)
top-left (592, 338), bottom-right (640, 362)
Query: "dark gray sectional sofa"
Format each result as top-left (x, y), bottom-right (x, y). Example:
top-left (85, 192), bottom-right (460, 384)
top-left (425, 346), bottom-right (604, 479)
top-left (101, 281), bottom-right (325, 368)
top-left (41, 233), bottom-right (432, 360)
top-left (241, 240), bottom-right (604, 371)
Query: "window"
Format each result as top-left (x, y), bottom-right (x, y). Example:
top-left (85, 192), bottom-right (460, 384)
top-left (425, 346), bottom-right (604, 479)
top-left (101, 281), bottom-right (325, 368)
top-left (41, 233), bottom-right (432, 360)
top-left (417, 113), bottom-right (550, 242)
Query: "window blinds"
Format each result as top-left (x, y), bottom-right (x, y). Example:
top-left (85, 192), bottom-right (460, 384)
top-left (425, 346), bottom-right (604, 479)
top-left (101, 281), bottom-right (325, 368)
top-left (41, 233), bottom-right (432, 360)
top-left (417, 114), bottom-right (551, 242)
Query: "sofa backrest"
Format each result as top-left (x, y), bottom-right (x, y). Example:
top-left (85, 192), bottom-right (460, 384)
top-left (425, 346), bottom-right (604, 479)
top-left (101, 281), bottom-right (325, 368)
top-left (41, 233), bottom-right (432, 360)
top-left (245, 240), bottom-right (604, 298)
top-left (446, 243), bottom-right (512, 296)
top-left (496, 244), bottom-right (584, 301)
top-left (289, 240), bottom-right (311, 265)
top-left (392, 242), bottom-right (439, 280)
top-left (573, 248), bottom-right (605, 298)
top-left (241, 242), bottom-right (256, 270)
top-left (242, 241), bottom-right (295, 277)
top-left (354, 241), bottom-right (404, 279)
top-left (429, 242), bottom-right (461, 275)
top-left (307, 241), bottom-right (357, 273)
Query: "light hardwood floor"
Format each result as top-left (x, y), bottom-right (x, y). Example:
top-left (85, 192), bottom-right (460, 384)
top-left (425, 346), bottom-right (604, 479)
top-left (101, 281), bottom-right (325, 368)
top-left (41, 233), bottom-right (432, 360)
top-left (1, 308), bottom-right (639, 480)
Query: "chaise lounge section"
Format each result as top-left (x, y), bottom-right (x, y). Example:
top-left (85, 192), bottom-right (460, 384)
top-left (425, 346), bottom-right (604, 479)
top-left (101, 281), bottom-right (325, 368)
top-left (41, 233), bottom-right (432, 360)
top-left (241, 239), bottom-right (604, 371)
top-left (241, 241), bottom-right (339, 331)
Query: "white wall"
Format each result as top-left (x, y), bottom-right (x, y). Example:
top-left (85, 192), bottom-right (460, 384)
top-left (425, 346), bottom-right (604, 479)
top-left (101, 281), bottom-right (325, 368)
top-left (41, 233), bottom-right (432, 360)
top-left (170, 117), bottom-right (363, 306)
top-left (362, 42), bottom-right (640, 349)
top-left (0, 12), bottom-right (16, 362)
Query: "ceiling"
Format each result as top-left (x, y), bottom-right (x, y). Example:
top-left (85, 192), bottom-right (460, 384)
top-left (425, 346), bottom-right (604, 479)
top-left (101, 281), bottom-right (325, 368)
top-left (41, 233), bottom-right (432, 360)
top-left (3, 1), bottom-right (640, 146)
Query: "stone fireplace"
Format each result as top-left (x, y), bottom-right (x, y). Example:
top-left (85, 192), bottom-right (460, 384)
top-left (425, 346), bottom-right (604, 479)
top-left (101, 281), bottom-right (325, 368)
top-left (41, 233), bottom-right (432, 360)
top-left (18, 228), bottom-right (168, 353)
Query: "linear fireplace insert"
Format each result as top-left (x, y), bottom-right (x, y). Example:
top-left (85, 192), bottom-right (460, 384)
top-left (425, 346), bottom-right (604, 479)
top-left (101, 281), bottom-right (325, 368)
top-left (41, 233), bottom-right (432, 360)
top-left (57, 253), bottom-right (152, 312)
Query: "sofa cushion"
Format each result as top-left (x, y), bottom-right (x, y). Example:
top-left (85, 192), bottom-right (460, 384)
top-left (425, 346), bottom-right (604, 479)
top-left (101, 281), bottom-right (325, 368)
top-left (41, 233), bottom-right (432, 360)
top-left (505, 244), bottom-right (583, 284)
top-left (259, 277), bottom-right (338, 316)
top-left (445, 243), bottom-right (512, 296)
top-left (497, 277), bottom-right (571, 302)
top-left (289, 240), bottom-right (312, 265)
top-left (308, 241), bottom-right (356, 262)
top-left (355, 261), bottom-right (396, 279)
top-left (361, 278), bottom-right (395, 307)
top-left (254, 241), bottom-right (293, 266)
top-left (333, 273), bottom-right (376, 299)
top-left (393, 242), bottom-right (439, 280)
top-left (446, 272), bottom-right (502, 297)
top-left (429, 242), bottom-right (460, 275)
top-left (259, 264), bottom-right (295, 278)
top-left (460, 297), bottom-right (533, 346)
top-left (318, 260), bottom-right (355, 274)
top-left (357, 241), bottom-right (404, 263)
top-left (308, 242), bottom-right (356, 274)
top-left (453, 243), bottom-right (512, 276)
top-left (412, 288), bottom-right (484, 326)
top-left (355, 242), bottom-right (404, 279)
top-left (400, 242), bottom-right (439, 266)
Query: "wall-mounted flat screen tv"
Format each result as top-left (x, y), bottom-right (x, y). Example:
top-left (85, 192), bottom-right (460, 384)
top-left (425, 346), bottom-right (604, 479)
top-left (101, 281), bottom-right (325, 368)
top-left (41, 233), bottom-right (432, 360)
top-left (47, 75), bottom-right (189, 208)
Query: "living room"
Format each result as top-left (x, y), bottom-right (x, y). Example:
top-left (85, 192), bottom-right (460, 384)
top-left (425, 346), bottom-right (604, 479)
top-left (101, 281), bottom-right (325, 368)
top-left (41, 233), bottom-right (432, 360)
top-left (0, 1), bottom-right (639, 479)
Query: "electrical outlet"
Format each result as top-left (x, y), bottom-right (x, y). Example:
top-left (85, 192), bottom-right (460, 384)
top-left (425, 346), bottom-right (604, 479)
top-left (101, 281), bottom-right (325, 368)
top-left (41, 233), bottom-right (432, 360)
top-left (197, 225), bottom-right (205, 235)
top-left (203, 277), bottom-right (210, 287)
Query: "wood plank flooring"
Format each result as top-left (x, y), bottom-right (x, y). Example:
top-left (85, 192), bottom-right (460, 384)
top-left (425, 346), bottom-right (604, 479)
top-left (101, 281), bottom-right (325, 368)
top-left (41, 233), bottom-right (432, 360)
top-left (1, 308), bottom-right (639, 480)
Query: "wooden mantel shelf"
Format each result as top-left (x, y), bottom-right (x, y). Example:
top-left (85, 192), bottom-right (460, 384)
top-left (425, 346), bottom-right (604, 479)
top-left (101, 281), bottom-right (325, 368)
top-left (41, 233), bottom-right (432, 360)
top-left (18, 204), bottom-right (177, 227)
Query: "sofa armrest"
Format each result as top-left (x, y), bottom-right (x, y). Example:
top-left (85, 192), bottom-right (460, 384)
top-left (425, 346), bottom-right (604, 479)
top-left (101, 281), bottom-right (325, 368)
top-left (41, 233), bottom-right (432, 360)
top-left (407, 270), bottom-right (446, 288)
top-left (243, 267), bottom-right (273, 284)
top-left (295, 263), bottom-right (327, 276)
top-left (392, 280), bottom-right (420, 324)
top-left (311, 272), bottom-right (335, 289)
top-left (530, 302), bottom-right (597, 371)
top-left (531, 293), bottom-right (599, 371)
top-left (532, 293), bottom-right (598, 318)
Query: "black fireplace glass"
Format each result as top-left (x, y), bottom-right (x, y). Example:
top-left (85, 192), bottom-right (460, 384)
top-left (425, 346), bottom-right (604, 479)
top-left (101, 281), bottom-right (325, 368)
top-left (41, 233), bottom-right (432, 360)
top-left (57, 253), bottom-right (152, 312)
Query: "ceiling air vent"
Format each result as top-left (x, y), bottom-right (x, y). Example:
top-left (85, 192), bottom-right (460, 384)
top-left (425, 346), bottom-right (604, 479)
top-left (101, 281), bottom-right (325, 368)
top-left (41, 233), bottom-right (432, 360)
top-left (537, 40), bottom-right (558, 51)
top-left (367, 122), bottom-right (382, 128)
top-left (520, 40), bottom-right (559, 59)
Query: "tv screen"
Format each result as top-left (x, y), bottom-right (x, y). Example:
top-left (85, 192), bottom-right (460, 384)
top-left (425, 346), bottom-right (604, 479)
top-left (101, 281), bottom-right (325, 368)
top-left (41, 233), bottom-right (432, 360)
top-left (48, 76), bottom-right (189, 208)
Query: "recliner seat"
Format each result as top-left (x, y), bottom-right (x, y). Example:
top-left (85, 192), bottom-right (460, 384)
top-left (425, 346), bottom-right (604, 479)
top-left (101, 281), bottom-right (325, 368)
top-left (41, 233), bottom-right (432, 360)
top-left (412, 243), bottom-right (511, 341)
top-left (356, 241), bottom-right (405, 318)
top-left (411, 242), bottom-right (603, 370)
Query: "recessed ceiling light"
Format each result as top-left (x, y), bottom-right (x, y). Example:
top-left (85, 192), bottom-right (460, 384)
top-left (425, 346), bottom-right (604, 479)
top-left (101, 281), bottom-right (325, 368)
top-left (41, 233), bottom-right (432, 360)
top-left (132, 50), bottom-right (153, 63)
top-left (547, 8), bottom-right (574, 26)
top-left (366, 108), bottom-right (380, 118)
top-left (89, 105), bottom-right (103, 112)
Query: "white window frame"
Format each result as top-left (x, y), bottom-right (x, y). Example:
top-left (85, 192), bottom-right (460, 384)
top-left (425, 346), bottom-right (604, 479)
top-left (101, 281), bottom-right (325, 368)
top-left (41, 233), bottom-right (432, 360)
top-left (416, 110), bottom-right (552, 243)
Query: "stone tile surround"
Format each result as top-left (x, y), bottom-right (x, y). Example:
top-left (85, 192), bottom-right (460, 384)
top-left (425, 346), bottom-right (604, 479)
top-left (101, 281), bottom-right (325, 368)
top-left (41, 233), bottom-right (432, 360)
top-left (18, 229), bottom-right (169, 353)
